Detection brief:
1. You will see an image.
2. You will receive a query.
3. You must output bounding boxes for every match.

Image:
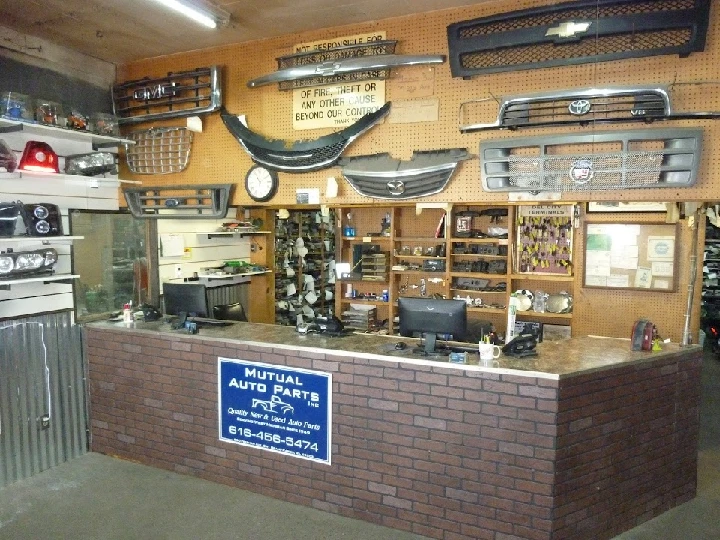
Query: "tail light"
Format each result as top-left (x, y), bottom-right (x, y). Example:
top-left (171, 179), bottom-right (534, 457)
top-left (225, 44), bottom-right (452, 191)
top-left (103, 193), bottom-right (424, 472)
top-left (19, 141), bottom-right (59, 173)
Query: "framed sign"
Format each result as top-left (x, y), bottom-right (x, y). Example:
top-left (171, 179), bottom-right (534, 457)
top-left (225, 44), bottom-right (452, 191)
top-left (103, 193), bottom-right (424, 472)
top-left (587, 202), bottom-right (668, 213)
top-left (218, 357), bottom-right (332, 464)
top-left (583, 222), bottom-right (678, 291)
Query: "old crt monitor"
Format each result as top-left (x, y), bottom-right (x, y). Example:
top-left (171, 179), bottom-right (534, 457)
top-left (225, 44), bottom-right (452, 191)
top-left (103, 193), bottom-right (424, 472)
top-left (163, 282), bottom-right (208, 318)
top-left (398, 297), bottom-right (467, 354)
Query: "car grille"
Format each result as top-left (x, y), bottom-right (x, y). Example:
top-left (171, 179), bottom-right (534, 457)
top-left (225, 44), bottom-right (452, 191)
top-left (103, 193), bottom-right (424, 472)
top-left (447, 0), bottom-right (710, 77)
top-left (113, 66), bottom-right (222, 125)
top-left (340, 149), bottom-right (471, 199)
top-left (480, 129), bottom-right (702, 192)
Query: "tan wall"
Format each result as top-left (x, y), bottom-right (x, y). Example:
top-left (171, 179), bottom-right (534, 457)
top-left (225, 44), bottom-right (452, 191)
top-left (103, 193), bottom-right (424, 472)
top-left (117, 0), bottom-right (717, 340)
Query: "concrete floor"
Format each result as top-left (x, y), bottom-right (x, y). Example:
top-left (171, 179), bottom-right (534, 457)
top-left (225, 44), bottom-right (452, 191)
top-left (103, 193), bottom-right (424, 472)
top-left (0, 353), bottom-right (719, 540)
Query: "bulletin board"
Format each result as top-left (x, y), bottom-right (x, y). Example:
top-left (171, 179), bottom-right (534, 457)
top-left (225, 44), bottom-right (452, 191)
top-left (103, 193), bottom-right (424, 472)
top-left (583, 223), bottom-right (678, 292)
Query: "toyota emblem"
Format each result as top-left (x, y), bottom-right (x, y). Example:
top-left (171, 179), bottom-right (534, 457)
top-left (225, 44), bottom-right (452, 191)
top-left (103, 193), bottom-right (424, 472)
top-left (569, 159), bottom-right (594, 184)
top-left (568, 99), bottom-right (591, 116)
top-left (387, 180), bottom-right (405, 196)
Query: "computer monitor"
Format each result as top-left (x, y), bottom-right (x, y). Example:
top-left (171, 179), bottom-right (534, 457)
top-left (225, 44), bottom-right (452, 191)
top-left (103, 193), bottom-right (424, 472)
top-left (398, 297), bottom-right (467, 355)
top-left (162, 282), bottom-right (208, 318)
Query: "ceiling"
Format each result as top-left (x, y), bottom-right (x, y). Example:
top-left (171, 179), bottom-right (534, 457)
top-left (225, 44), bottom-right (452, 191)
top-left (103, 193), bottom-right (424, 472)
top-left (0, 0), bottom-right (492, 65)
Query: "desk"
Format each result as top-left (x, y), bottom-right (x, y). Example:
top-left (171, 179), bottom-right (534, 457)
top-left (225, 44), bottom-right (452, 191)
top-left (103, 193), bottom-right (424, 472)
top-left (84, 321), bottom-right (701, 539)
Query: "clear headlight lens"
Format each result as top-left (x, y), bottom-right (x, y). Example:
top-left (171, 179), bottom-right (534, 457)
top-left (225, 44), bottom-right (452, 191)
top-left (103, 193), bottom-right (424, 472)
top-left (0, 256), bottom-right (13, 274)
top-left (0, 248), bottom-right (58, 277)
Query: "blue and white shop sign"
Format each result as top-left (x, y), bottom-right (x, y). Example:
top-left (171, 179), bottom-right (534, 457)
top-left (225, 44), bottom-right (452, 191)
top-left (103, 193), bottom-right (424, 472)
top-left (218, 357), bottom-right (332, 464)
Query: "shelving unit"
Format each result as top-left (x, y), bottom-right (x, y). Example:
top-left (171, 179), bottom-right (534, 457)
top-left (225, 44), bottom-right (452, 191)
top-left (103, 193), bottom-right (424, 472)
top-left (274, 208), bottom-right (336, 326)
top-left (331, 203), bottom-right (578, 338)
top-left (1, 116), bottom-right (131, 319)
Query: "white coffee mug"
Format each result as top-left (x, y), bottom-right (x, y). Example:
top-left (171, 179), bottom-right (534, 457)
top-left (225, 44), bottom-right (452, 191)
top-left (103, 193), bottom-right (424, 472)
top-left (479, 343), bottom-right (501, 363)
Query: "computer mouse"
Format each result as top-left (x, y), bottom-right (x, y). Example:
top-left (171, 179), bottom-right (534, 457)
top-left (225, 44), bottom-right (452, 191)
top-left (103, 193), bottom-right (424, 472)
top-left (394, 341), bottom-right (407, 350)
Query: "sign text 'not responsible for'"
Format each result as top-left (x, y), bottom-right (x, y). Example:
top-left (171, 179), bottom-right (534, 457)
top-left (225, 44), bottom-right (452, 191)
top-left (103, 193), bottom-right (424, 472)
top-left (293, 32), bottom-right (387, 130)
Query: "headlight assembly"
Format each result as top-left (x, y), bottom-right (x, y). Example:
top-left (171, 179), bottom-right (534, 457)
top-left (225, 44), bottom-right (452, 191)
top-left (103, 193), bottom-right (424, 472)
top-left (0, 248), bottom-right (58, 278)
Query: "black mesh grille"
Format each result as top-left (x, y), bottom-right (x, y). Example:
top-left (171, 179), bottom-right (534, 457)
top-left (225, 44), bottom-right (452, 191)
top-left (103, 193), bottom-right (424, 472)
top-left (245, 139), bottom-right (348, 171)
top-left (448, 0), bottom-right (709, 77)
top-left (460, 29), bottom-right (692, 71)
top-left (458, 1), bottom-right (695, 38)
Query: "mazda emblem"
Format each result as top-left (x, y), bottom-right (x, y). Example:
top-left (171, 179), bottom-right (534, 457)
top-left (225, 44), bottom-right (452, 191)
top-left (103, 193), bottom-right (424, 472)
top-left (387, 180), bottom-right (405, 196)
top-left (568, 99), bottom-right (591, 116)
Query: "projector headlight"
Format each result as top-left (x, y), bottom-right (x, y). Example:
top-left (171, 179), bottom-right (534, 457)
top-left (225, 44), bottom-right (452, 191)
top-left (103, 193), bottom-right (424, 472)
top-left (0, 248), bottom-right (58, 278)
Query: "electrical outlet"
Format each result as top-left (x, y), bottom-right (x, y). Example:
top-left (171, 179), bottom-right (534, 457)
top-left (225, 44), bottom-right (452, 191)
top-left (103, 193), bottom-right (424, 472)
top-left (174, 264), bottom-right (183, 278)
top-left (250, 244), bottom-right (257, 253)
top-left (40, 415), bottom-right (50, 429)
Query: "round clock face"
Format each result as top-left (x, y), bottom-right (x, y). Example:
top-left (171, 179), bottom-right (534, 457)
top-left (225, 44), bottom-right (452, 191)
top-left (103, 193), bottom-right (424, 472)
top-left (245, 165), bottom-right (278, 202)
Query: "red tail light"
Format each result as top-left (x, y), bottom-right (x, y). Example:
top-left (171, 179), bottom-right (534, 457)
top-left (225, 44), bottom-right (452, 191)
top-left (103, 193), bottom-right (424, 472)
top-left (19, 141), bottom-right (59, 173)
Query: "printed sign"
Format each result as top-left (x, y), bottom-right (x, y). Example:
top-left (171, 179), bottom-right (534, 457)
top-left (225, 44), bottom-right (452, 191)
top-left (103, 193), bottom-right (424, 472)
top-left (292, 32), bottom-right (387, 130)
top-left (218, 358), bottom-right (332, 464)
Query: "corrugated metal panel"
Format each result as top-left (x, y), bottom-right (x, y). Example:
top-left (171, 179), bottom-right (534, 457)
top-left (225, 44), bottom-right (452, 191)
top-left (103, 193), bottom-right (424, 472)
top-left (206, 283), bottom-right (248, 317)
top-left (0, 312), bottom-right (87, 488)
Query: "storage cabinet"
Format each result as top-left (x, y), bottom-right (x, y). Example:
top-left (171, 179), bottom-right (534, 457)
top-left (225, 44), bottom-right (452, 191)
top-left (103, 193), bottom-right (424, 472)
top-left (333, 203), bottom-right (578, 339)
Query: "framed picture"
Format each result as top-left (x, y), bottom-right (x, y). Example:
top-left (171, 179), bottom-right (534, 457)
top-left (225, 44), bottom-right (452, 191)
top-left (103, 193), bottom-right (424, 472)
top-left (587, 202), bottom-right (668, 213)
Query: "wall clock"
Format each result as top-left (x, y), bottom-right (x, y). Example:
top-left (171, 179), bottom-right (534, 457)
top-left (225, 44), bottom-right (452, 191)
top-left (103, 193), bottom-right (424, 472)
top-left (245, 165), bottom-right (278, 202)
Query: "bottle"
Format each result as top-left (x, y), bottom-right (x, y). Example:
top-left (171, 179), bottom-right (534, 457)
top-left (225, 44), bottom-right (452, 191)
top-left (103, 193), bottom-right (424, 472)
top-left (123, 302), bottom-right (133, 323)
top-left (344, 212), bottom-right (355, 237)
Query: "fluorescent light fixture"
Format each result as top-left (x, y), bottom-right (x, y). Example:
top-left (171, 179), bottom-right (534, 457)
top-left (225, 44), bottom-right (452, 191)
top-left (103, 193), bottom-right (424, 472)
top-left (149, 0), bottom-right (230, 29)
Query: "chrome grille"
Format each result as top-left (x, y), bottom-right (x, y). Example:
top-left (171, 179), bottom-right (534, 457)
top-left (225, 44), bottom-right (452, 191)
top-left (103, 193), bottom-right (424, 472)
top-left (481, 129), bottom-right (702, 192)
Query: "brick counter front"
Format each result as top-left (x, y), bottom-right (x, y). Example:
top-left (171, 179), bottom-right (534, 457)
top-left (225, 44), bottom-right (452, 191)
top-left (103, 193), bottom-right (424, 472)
top-left (84, 325), bottom-right (701, 540)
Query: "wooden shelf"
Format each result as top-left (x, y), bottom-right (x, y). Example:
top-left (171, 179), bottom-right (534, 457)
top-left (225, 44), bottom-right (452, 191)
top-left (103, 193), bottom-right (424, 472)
top-left (394, 255), bottom-right (446, 260)
top-left (450, 288), bottom-right (506, 294)
top-left (516, 311), bottom-right (573, 320)
top-left (450, 271), bottom-right (508, 279)
top-left (394, 237), bottom-right (443, 242)
top-left (450, 237), bottom-right (509, 245)
top-left (467, 306), bottom-right (506, 314)
top-left (510, 273), bottom-right (574, 282)
top-left (450, 253), bottom-right (506, 259)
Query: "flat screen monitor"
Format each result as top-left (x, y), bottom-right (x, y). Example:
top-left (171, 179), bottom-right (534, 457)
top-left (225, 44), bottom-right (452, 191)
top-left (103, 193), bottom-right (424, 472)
top-left (398, 297), bottom-right (467, 354)
top-left (163, 282), bottom-right (208, 318)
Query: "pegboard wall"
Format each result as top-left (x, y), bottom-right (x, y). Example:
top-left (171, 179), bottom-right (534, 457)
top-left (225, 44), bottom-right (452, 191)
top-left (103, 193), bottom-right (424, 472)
top-left (116, 0), bottom-right (718, 340)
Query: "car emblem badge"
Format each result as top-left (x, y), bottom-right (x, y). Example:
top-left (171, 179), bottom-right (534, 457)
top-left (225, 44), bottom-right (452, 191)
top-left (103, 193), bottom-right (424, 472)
top-left (387, 180), bottom-right (405, 196)
top-left (569, 159), bottom-right (594, 184)
top-left (568, 99), bottom-right (591, 116)
top-left (545, 21), bottom-right (591, 39)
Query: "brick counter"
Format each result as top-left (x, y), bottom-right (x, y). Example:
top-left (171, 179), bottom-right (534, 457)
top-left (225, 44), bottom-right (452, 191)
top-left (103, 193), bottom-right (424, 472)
top-left (84, 325), bottom-right (701, 540)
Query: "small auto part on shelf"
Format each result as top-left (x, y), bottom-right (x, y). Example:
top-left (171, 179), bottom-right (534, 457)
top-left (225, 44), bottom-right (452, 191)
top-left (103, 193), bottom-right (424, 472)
top-left (220, 102), bottom-right (390, 173)
top-left (22, 203), bottom-right (62, 236)
top-left (339, 149), bottom-right (471, 199)
top-left (0, 248), bottom-right (58, 278)
top-left (447, 0), bottom-right (710, 78)
top-left (0, 139), bottom-right (17, 172)
top-left (66, 110), bottom-right (88, 130)
top-left (65, 152), bottom-right (117, 176)
top-left (459, 85), bottom-right (720, 133)
top-left (123, 184), bottom-right (233, 219)
top-left (247, 54), bottom-right (446, 89)
top-left (35, 100), bottom-right (64, 126)
top-left (546, 292), bottom-right (573, 314)
top-left (124, 127), bottom-right (193, 174)
top-left (481, 128), bottom-right (702, 192)
top-left (112, 66), bottom-right (222, 125)
top-left (19, 141), bottom-right (60, 173)
top-left (0, 202), bottom-right (23, 237)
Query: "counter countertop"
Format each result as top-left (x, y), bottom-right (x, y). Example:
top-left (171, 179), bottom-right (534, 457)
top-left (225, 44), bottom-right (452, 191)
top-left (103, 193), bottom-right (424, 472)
top-left (85, 320), bottom-right (701, 379)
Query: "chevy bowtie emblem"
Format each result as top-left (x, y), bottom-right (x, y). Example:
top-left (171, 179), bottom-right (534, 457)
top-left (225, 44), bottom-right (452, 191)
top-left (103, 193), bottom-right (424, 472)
top-left (569, 159), bottom-right (594, 184)
top-left (387, 180), bottom-right (405, 196)
top-left (568, 99), bottom-right (591, 116)
top-left (545, 21), bottom-right (591, 39)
